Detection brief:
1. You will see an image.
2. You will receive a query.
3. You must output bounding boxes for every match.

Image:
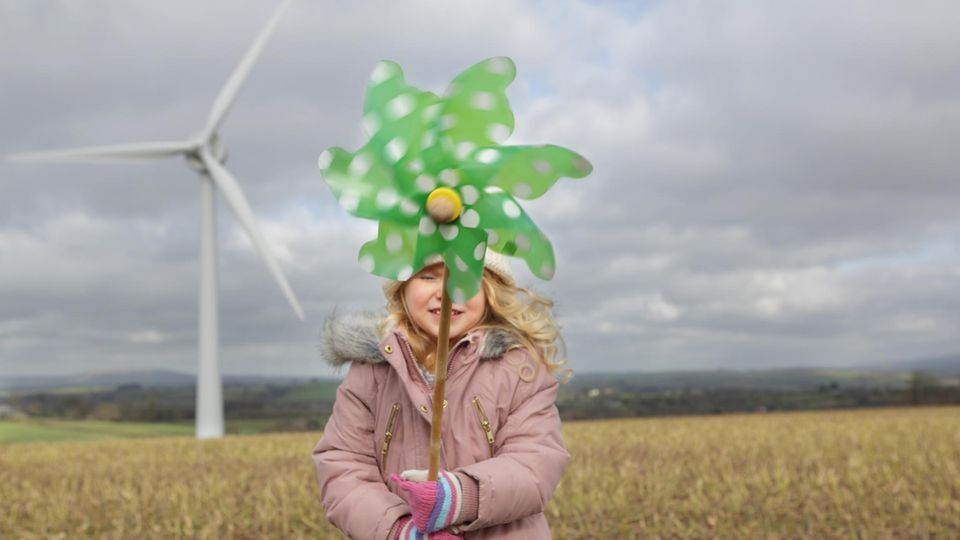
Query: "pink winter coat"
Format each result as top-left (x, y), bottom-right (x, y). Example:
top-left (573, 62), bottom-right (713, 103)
top-left (312, 312), bottom-right (570, 540)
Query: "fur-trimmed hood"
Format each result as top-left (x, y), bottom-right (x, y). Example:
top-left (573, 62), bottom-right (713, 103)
top-left (319, 310), bottom-right (520, 368)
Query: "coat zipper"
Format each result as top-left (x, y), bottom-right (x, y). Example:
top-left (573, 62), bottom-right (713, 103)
top-left (397, 334), bottom-right (471, 396)
top-left (471, 396), bottom-right (495, 458)
top-left (380, 402), bottom-right (401, 472)
top-left (397, 337), bottom-right (431, 395)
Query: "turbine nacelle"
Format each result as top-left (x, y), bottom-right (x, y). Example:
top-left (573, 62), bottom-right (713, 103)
top-left (186, 133), bottom-right (228, 174)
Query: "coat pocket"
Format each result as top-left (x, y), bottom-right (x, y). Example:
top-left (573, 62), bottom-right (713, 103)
top-left (471, 396), bottom-right (496, 459)
top-left (380, 402), bottom-right (401, 474)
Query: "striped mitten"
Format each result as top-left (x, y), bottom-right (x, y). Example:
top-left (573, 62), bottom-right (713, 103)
top-left (392, 515), bottom-right (462, 540)
top-left (390, 470), bottom-right (463, 533)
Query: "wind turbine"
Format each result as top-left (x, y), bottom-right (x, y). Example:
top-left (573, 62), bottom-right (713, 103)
top-left (9, 0), bottom-right (302, 439)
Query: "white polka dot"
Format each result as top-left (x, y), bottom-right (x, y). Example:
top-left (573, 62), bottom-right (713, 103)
top-left (572, 156), bottom-right (591, 173)
top-left (397, 265), bottom-right (413, 281)
top-left (473, 242), bottom-right (486, 260)
top-left (386, 233), bottom-right (403, 253)
top-left (419, 215), bottom-right (437, 236)
top-left (400, 199), bottom-right (419, 216)
top-left (339, 190), bottom-right (359, 212)
top-left (515, 233), bottom-right (530, 251)
top-left (455, 256), bottom-right (468, 272)
top-left (460, 209), bottom-right (480, 228)
top-left (456, 142), bottom-right (476, 160)
top-left (502, 200), bottom-right (521, 219)
top-left (387, 94), bottom-right (415, 119)
top-left (359, 254), bottom-right (375, 272)
top-left (370, 62), bottom-right (395, 84)
top-left (439, 169), bottom-right (459, 186)
top-left (540, 262), bottom-right (555, 279)
top-left (477, 149), bottom-right (499, 164)
top-left (348, 153), bottom-right (371, 176)
top-left (317, 150), bottom-right (333, 170)
top-left (420, 130), bottom-right (436, 150)
top-left (487, 230), bottom-right (500, 245)
top-left (441, 114), bottom-right (457, 130)
top-left (487, 123), bottom-right (510, 144)
top-left (460, 185), bottom-right (479, 205)
top-left (385, 137), bottom-right (407, 162)
top-left (470, 92), bottom-right (495, 110)
top-left (533, 160), bottom-right (552, 174)
top-left (486, 57), bottom-right (511, 75)
top-left (406, 159), bottom-right (424, 174)
top-left (484, 186), bottom-right (505, 195)
top-left (425, 253), bottom-right (443, 265)
top-left (440, 224), bottom-right (459, 240)
top-left (422, 104), bottom-right (442, 122)
top-left (511, 183), bottom-right (532, 198)
top-left (362, 113), bottom-right (380, 135)
top-left (452, 288), bottom-right (466, 304)
top-left (416, 174), bottom-right (436, 193)
top-left (375, 188), bottom-right (398, 210)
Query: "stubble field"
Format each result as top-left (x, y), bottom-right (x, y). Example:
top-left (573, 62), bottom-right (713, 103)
top-left (3, 406), bottom-right (959, 539)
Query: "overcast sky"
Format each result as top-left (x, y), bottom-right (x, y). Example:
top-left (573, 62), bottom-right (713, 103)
top-left (2, 0), bottom-right (960, 378)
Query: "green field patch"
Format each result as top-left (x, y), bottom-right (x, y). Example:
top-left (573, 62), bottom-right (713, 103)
top-left (278, 380), bottom-right (340, 402)
top-left (1, 418), bottom-right (323, 444)
top-left (0, 419), bottom-right (193, 444)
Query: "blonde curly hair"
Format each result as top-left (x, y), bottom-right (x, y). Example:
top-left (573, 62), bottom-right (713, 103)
top-left (379, 266), bottom-right (568, 376)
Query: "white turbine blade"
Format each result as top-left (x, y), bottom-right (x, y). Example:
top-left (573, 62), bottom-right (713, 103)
top-left (7, 140), bottom-right (193, 162)
top-left (199, 149), bottom-right (305, 320)
top-left (202, 0), bottom-right (293, 139)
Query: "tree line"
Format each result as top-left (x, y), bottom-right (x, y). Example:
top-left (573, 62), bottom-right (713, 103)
top-left (4, 371), bottom-right (957, 428)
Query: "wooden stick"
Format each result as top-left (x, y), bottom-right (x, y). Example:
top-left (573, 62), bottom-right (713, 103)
top-left (427, 264), bottom-right (453, 481)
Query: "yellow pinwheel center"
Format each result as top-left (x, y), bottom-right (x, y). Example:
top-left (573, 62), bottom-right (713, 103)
top-left (426, 187), bottom-right (462, 223)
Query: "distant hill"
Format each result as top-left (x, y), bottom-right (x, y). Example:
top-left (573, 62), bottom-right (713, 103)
top-left (2, 352), bottom-right (957, 392)
top-left (3, 365), bottom-right (956, 426)
top-left (566, 367), bottom-right (912, 392)
top-left (0, 370), bottom-right (326, 391)
top-left (870, 354), bottom-right (960, 376)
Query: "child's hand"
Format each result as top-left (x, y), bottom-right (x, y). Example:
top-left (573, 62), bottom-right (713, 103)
top-left (390, 469), bottom-right (463, 533)
top-left (393, 515), bottom-right (463, 539)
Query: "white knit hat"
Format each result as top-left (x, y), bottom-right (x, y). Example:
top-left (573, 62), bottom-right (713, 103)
top-left (381, 250), bottom-right (515, 296)
top-left (478, 249), bottom-right (515, 285)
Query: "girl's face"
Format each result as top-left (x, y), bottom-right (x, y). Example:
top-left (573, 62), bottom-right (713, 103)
top-left (403, 263), bottom-right (486, 341)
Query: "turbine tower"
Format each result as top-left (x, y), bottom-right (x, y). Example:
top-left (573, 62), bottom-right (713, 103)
top-left (9, 0), bottom-right (302, 439)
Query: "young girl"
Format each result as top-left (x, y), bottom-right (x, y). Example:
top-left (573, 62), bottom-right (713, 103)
top-left (312, 251), bottom-right (570, 539)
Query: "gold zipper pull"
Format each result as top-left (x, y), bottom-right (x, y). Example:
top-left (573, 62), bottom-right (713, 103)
top-left (381, 432), bottom-right (392, 457)
top-left (482, 421), bottom-right (495, 446)
top-left (381, 403), bottom-right (401, 462)
top-left (472, 396), bottom-right (496, 457)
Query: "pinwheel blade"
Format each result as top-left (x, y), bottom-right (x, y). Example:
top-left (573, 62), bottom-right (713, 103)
top-left (360, 60), bottom-right (444, 190)
top-left (318, 145), bottom-right (424, 225)
top-left (440, 226), bottom-right (487, 303)
top-left (7, 140), bottom-right (194, 162)
top-left (435, 57), bottom-right (517, 151)
top-left (470, 187), bottom-right (557, 281)
top-left (460, 144), bottom-right (593, 200)
top-left (202, 0), bottom-right (292, 139)
top-left (358, 220), bottom-right (421, 281)
top-left (200, 149), bottom-right (305, 320)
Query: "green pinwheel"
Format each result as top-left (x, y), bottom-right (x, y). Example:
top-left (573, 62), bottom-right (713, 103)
top-left (318, 56), bottom-right (592, 303)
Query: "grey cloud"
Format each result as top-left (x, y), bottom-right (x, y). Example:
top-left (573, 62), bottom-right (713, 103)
top-left (3, 0), bottom-right (960, 377)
